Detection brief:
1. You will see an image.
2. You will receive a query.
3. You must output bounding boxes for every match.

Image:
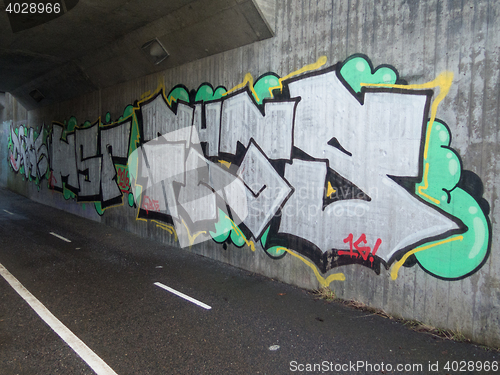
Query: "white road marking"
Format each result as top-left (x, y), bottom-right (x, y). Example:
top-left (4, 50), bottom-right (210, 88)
top-left (3, 209), bottom-right (14, 215)
top-left (154, 282), bottom-right (212, 310)
top-left (0, 263), bottom-right (118, 375)
top-left (49, 232), bottom-right (72, 243)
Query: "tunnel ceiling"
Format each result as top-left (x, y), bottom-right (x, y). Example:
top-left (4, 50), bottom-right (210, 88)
top-left (0, 0), bottom-right (275, 110)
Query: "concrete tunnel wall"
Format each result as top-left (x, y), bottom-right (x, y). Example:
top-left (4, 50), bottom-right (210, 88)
top-left (1, 0), bottom-right (500, 347)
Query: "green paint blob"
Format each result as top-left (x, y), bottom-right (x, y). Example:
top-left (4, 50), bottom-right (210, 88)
top-left (265, 246), bottom-right (287, 257)
top-left (260, 227), bottom-right (269, 246)
top-left (260, 227), bottom-right (286, 257)
top-left (209, 208), bottom-right (248, 247)
top-left (128, 192), bottom-right (134, 207)
top-left (195, 85), bottom-right (213, 102)
top-left (123, 105), bottom-right (134, 119)
top-left (209, 209), bottom-right (232, 243)
top-left (63, 185), bottom-right (76, 200)
top-left (213, 87), bottom-right (226, 100)
top-left (195, 84), bottom-right (227, 102)
top-left (415, 189), bottom-right (489, 279)
top-left (340, 56), bottom-right (397, 94)
top-left (417, 120), bottom-right (461, 193)
top-left (94, 202), bottom-right (105, 216)
top-left (105, 112), bottom-right (111, 123)
top-left (230, 228), bottom-right (246, 247)
top-left (167, 87), bottom-right (189, 104)
top-left (415, 120), bottom-right (489, 279)
top-left (253, 74), bottom-right (281, 104)
top-left (448, 159), bottom-right (458, 176)
top-left (67, 117), bottom-right (78, 132)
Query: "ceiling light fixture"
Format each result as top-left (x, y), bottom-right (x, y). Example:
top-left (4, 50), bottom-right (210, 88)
top-left (29, 89), bottom-right (44, 103)
top-left (141, 38), bottom-right (169, 65)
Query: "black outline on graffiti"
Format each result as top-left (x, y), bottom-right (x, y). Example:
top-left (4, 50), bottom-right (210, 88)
top-left (11, 53), bottom-right (490, 281)
top-left (49, 114), bottom-right (133, 210)
top-left (8, 123), bottom-right (49, 182)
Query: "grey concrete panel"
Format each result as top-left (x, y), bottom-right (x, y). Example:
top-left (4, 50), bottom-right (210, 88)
top-left (1, 0), bottom-right (273, 109)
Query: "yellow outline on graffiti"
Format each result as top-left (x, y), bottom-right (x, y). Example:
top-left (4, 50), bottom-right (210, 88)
top-left (223, 56), bottom-right (328, 104)
top-left (182, 219), bottom-right (207, 247)
top-left (418, 162), bottom-right (440, 204)
top-left (225, 215), bottom-right (256, 251)
top-left (269, 56), bottom-right (328, 96)
top-left (224, 73), bottom-right (260, 103)
top-left (152, 220), bottom-right (178, 241)
top-left (278, 247), bottom-right (345, 287)
top-left (390, 235), bottom-right (464, 280)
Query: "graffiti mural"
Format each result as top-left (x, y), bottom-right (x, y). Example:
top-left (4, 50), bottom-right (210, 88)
top-left (8, 124), bottom-right (49, 187)
top-left (7, 54), bottom-right (491, 284)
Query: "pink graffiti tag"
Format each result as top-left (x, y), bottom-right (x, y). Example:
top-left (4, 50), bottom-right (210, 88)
top-left (48, 171), bottom-right (57, 189)
top-left (142, 195), bottom-right (160, 215)
top-left (9, 154), bottom-right (17, 170)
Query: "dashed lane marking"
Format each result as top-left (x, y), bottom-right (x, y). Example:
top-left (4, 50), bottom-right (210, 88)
top-left (49, 232), bottom-right (72, 243)
top-left (154, 282), bottom-right (212, 310)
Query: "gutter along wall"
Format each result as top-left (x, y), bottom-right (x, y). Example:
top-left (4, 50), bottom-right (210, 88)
top-left (2, 0), bottom-right (500, 347)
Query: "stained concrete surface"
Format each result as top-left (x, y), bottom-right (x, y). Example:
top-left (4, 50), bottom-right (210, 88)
top-left (0, 187), bottom-right (498, 374)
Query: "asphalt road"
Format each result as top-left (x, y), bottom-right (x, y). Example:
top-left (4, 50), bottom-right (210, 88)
top-left (0, 187), bottom-right (498, 375)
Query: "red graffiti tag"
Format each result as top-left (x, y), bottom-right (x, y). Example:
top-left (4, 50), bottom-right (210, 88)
top-left (339, 234), bottom-right (382, 264)
top-left (117, 167), bottom-right (130, 192)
